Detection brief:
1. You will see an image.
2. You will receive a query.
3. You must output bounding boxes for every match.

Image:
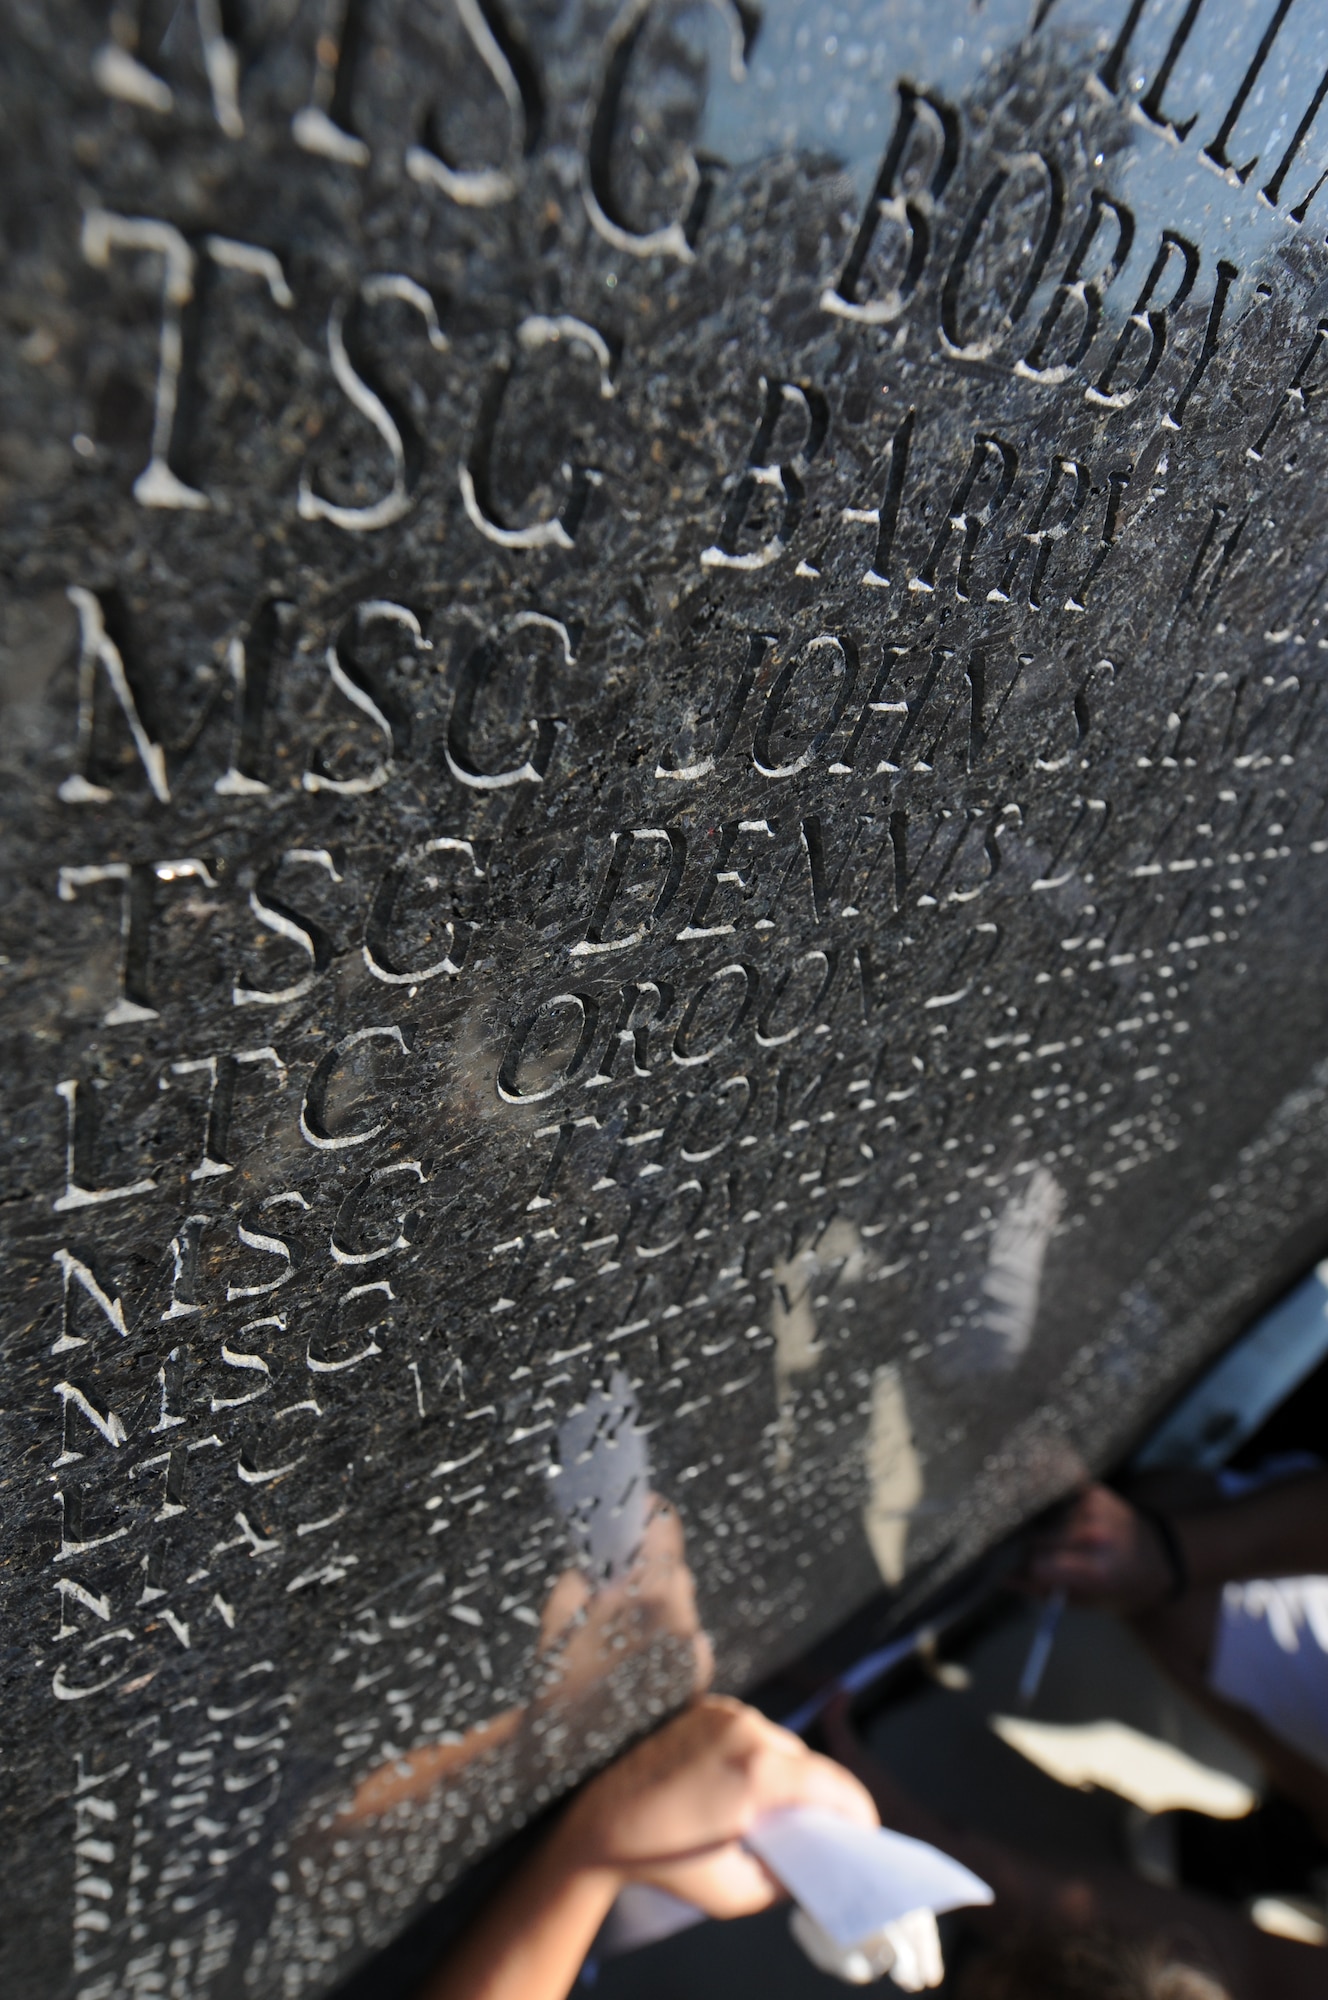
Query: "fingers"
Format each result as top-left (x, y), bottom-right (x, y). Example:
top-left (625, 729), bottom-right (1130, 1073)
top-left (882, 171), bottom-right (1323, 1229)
top-left (780, 1746), bottom-right (880, 1830)
top-left (587, 1697), bottom-right (879, 1918)
top-left (654, 1844), bottom-right (786, 1921)
top-left (564, 1692), bottom-right (887, 1915)
top-left (695, 1698), bottom-right (879, 1833)
top-left (1015, 1485), bottom-right (1138, 1599)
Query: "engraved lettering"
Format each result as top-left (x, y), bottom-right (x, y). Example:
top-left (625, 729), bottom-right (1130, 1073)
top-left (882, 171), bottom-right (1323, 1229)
top-left (1087, 231), bottom-right (1198, 409)
top-left (822, 82), bottom-right (960, 324)
top-left (52, 1248), bottom-right (130, 1353)
top-left (168, 1047), bottom-right (287, 1180)
top-left (523, 1113), bottom-right (602, 1207)
top-left (462, 317), bottom-right (616, 550)
top-left (82, 216), bottom-right (292, 510)
top-left (1139, 0), bottom-right (1206, 141)
top-left (1261, 66), bottom-right (1328, 212)
top-left (1167, 259), bottom-right (1238, 428)
top-left (835, 644), bottom-right (910, 770)
top-left (702, 377), bottom-right (829, 571)
top-left (212, 1326), bottom-right (276, 1411)
top-left (445, 612), bottom-right (572, 790)
top-left (227, 1193), bottom-right (308, 1299)
top-left (1097, 0), bottom-right (1149, 97)
top-left (585, 983), bottom-right (676, 1085)
top-left (92, 4), bottom-right (175, 112)
top-left (58, 863), bottom-right (151, 1026)
top-left (871, 648), bottom-right (973, 774)
top-left (655, 631), bottom-right (771, 781)
top-left (299, 278), bottom-right (448, 533)
top-left (926, 917), bottom-right (1001, 1006)
top-left (583, 0), bottom-right (756, 262)
top-left (58, 858), bottom-right (216, 1025)
top-left (912, 434), bottom-right (1018, 598)
top-left (990, 458), bottom-right (1090, 607)
top-left (936, 810), bottom-right (1001, 905)
top-left (676, 1073), bottom-right (752, 1160)
top-left (752, 634), bottom-right (859, 778)
top-left (303, 599), bottom-right (429, 795)
top-left (841, 408), bottom-right (915, 590)
top-left (363, 838), bottom-right (484, 983)
top-left (144, 1487), bottom-right (191, 1566)
top-left (939, 151), bottom-right (1063, 362)
top-left (631, 1176), bottom-right (704, 1259)
top-left (1016, 191), bottom-right (1134, 385)
top-left (755, 949), bottom-right (835, 1047)
top-left (59, 589), bottom-right (169, 805)
top-left (1064, 464), bottom-right (1135, 613)
top-left (499, 993), bottom-right (600, 1102)
top-left (54, 1380), bottom-right (128, 1464)
top-left (162, 1214), bottom-right (208, 1319)
top-left (679, 821), bottom-right (776, 937)
top-left (214, 598), bottom-right (293, 798)
top-left (307, 1281), bottom-right (391, 1372)
top-left (573, 829), bottom-right (687, 955)
top-left (1201, 0), bottom-right (1295, 179)
top-left (672, 961), bottom-right (756, 1066)
top-left (293, 0), bottom-right (371, 165)
top-left (408, 0), bottom-right (544, 205)
top-left (331, 1162), bottom-right (428, 1266)
top-left (93, 0), bottom-right (244, 135)
top-left (797, 813), bottom-right (883, 919)
top-left (232, 848), bottom-right (342, 1008)
top-left (53, 1079), bottom-right (158, 1214)
top-left (299, 1025), bottom-right (412, 1150)
top-left (1173, 500), bottom-right (1248, 623)
top-left (1249, 318), bottom-right (1328, 461)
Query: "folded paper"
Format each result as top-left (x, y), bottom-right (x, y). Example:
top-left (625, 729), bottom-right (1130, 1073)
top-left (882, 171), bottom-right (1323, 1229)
top-left (743, 1806), bottom-right (992, 1949)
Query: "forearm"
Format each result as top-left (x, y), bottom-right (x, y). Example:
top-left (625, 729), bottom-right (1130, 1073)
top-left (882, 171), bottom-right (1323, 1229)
top-left (417, 1822), bottom-right (620, 2000)
top-left (1174, 1472), bottom-right (1328, 1587)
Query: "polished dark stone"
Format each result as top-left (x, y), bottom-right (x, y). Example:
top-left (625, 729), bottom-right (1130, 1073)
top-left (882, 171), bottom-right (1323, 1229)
top-left (6, 1), bottom-right (1328, 1993)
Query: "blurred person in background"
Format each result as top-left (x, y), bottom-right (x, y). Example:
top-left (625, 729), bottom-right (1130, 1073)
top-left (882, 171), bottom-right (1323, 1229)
top-left (1023, 1469), bottom-right (1328, 1901)
top-left (822, 1694), bottom-right (1326, 2000)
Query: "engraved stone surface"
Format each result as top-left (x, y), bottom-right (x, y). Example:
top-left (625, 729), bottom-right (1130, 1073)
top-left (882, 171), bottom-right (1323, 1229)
top-left (7, 1), bottom-right (1328, 1993)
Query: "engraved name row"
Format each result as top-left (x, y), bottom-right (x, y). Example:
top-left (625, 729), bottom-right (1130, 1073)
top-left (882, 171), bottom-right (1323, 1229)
top-left (61, 441), bottom-right (1313, 818)
top-left (94, 0), bottom-right (1328, 274)
top-left (65, 578), bottom-right (1102, 809)
top-left (79, 154), bottom-right (1269, 541)
top-left (53, 779), bottom-right (1272, 1229)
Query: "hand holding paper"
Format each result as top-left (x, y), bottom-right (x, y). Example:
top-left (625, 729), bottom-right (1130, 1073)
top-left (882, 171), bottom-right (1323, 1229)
top-left (745, 1805), bottom-right (992, 1987)
top-left (420, 1696), bottom-right (991, 2000)
top-left (600, 1803), bottom-right (992, 1987)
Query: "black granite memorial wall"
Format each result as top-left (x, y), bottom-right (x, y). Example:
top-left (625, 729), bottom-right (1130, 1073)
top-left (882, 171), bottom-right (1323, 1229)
top-left (7, 1), bottom-right (1328, 1993)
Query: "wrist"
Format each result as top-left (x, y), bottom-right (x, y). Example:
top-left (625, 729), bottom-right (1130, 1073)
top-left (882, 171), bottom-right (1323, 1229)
top-left (552, 1786), bottom-right (630, 1895)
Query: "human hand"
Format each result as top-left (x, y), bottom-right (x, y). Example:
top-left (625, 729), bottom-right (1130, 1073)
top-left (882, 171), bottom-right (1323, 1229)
top-left (1018, 1484), bottom-right (1174, 1612)
top-left (559, 1694), bottom-right (878, 1919)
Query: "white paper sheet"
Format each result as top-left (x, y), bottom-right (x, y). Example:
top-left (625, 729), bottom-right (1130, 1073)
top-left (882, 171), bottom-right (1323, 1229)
top-left (790, 1904), bottom-right (944, 1989)
top-left (743, 1807), bottom-right (992, 1950)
